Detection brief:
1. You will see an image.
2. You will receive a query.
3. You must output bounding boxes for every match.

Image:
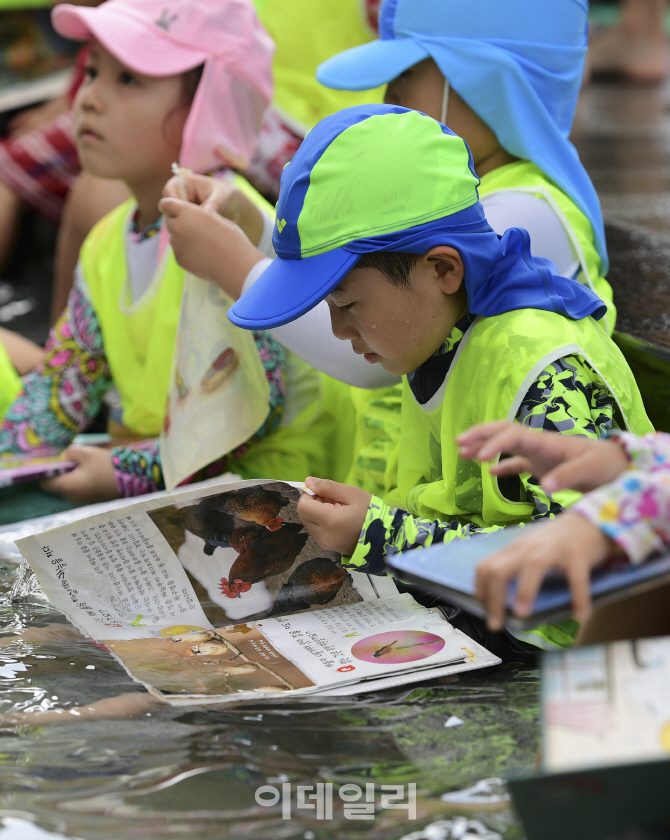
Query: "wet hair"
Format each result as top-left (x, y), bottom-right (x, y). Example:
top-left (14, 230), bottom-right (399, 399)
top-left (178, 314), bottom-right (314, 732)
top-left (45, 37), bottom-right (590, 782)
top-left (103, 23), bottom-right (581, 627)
top-left (356, 251), bottom-right (421, 288)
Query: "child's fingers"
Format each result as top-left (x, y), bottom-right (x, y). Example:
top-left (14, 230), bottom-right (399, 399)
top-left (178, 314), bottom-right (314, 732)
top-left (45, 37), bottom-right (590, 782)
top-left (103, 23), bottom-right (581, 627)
top-left (474, 424), bottom-right (548, 465)
top-left (542, 456), bottom-right (600, 494)
top-left (566, 559), bottom-right (592, 622)
top-left (542, 444), bottom-right (629, 494)
top-left (488, 455), bottom-right (535, 477)
top-left (456, 421), bottom-right (513, 456)
top-left (162, 175), bottom-right (184, 200)
top-left (158, 196), bottom-right (187, 219)
top-left (513, 560), bottom-right (552, 618)
top-left (476, 549), bottom-right (522, 632)
top-left (201, 198), bottom-right (222, 215)
top-left (297, 493), bottom-right (342, 528)
top-left (304, 477), bottom-right (357, 504)
top-left (40, 467), bottom-right (79, 498)
top-left (60, 444), bottom-right (96, 465)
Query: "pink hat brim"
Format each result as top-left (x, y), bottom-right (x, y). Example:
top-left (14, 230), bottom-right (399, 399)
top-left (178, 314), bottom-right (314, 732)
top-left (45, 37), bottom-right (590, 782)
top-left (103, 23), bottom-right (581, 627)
top-left (52, 4), bottom-right (208, 76)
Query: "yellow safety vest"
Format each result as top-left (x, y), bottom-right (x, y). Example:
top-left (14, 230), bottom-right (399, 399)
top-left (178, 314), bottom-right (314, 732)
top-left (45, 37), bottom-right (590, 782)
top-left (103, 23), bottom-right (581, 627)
top-left (479, 160), bottom-right (616, 334)
top-left (80, 175), bottom-right (275, 439)
top-left (257, 0), bottom-right (384, 132)
top-left (80, 200), bottom-right (183, 438)
top-left (0, 336), bottom-right (21, 423)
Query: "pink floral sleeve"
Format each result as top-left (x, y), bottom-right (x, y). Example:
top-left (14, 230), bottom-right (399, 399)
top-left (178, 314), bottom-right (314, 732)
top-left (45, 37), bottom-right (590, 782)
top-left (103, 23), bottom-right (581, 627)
top-left (572, 432), bottom-right (670, 564)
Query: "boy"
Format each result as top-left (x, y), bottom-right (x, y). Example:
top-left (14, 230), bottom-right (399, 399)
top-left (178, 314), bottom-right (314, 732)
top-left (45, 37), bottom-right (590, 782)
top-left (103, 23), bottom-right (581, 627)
top-left (316, 0), bottom-right (614, 331)
top-left (229, 105), bottom-right (653, 649)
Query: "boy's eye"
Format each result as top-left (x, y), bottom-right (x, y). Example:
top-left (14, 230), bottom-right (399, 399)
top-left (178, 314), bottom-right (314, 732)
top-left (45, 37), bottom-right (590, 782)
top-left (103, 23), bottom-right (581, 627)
top-left (338, 302), bottom-right (355, 313)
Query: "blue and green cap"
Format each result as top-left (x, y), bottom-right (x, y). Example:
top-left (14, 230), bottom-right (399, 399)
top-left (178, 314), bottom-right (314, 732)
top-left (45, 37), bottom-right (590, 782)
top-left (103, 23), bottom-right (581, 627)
top-left (229, 105), bottom-right (482, 330)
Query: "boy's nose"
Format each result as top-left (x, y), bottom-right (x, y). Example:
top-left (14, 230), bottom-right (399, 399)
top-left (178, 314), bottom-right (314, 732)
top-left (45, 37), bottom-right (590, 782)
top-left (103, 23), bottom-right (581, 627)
top-left (327, 300), bottom-right (358, 341)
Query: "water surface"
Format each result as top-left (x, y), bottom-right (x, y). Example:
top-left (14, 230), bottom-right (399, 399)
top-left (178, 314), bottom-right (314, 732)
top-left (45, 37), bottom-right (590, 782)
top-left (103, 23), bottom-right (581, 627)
top-left (0, 561), bottom-right (539, 840)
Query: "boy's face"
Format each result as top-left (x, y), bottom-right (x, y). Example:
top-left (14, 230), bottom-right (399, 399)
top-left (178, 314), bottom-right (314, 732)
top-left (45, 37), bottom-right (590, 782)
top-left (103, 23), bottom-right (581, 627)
top-left (326, 248), bottom-right (467, 376)
top-left (383, 58), bottom-right (504, 174)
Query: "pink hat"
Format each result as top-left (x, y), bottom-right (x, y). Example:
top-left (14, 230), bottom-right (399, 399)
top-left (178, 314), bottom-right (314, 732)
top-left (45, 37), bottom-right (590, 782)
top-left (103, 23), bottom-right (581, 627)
top-left (52, 0), bottom-right (274, 172)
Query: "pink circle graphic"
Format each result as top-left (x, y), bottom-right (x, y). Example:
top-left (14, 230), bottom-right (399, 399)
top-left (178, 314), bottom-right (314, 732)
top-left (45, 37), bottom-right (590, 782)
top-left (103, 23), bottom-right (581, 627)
top-left (351, 630), bottom-right (445, 665)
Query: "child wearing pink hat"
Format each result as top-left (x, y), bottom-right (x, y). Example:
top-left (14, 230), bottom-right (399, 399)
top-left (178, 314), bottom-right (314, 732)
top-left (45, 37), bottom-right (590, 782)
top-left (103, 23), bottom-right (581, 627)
top-left (0, 0), bottom-right (288, 503)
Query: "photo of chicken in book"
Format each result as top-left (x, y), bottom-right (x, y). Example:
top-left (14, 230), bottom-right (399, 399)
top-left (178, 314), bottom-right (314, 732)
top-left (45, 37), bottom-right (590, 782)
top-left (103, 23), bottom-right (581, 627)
top-left (147, 482), bottom-right (362, 623)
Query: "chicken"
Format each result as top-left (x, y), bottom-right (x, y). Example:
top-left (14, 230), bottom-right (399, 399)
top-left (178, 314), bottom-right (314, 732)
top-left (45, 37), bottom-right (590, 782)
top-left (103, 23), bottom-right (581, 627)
top-left (187, 640), bottom-right (231, 656)
top-left (265, 558), bottom-right (346, 616)
top-left (218, 523), bottom-right (309, 598)
top-left (169, 501), bottom-right (236, 555)
top-left (207, 486), bottom-right (291, 531)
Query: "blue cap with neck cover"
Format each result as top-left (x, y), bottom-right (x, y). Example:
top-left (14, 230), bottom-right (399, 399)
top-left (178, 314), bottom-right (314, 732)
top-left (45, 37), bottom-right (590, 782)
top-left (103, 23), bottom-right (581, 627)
top-left (316, 0), bottom-right (607, 273)
top-left (228, 105), bottom-right (606, 332)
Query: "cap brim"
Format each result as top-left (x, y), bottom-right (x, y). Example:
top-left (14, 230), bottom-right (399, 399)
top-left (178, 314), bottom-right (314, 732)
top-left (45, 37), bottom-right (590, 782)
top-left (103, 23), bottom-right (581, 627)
top-left (316, 38), bottom-right (429, 92)
top-left (229, 248), bottom-right (361, 330)
top-left (52, 5), bottom-right (207, 76)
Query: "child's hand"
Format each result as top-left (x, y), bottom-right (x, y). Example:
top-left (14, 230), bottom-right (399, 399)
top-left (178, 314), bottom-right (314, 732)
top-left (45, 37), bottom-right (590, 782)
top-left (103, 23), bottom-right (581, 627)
top-left (159, 198), bottom-right (264, 296)
top-left (40, 445), bottom-right (120, 504)
top-left (297, 477), bottom-right (372, 555)
top-left (476, 512), bottom-right (621, 631)
top-left (457, 421), bottom-right (630, 494)
top-left (162, 172), bottom-right (264, 245)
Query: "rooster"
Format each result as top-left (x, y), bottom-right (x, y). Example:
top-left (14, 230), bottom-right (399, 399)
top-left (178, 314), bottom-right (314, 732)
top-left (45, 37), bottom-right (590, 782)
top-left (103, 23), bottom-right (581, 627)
top-left (218, 522), bottom-right (309, 598)
top-left (169, 501), bottom-right (236, 556)
top-left (265, 558), bottom-right (346, 616)
top-left (207, 486), bottom-right (290, 531)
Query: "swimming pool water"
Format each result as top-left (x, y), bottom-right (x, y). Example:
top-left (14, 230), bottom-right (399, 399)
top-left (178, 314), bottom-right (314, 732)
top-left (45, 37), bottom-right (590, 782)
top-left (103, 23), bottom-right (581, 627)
top-left (0, 560), bottom-right (539, 840)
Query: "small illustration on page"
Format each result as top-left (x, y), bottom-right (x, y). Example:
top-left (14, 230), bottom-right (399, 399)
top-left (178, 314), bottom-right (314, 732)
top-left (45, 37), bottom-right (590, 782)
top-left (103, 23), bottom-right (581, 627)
top-left (351, 630), bottom-right (447, 664)
top-left (200, 347), bottom-right (238, 392)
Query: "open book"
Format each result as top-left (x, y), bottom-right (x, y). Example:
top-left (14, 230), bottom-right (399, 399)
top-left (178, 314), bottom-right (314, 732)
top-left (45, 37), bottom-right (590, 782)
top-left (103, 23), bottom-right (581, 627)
top-left (0, 449), bottom-right (77, 488)
top-left (15, 478), bottom-right (500, 705)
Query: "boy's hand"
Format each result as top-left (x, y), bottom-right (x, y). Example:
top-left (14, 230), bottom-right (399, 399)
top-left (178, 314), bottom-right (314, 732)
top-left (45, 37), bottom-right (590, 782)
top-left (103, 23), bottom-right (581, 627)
top-left (162, 172), bottom-right (264, 245)
top-left (159, 198), bottom-right (264, 296)
top-left (476, 512), bottom-right (621, 631)
top-left (297, 478), bottom-right (372, 555)
top-left (40, 445), bottom-right (120, 504)
top-left (457, 421), bottom-right (629, 494)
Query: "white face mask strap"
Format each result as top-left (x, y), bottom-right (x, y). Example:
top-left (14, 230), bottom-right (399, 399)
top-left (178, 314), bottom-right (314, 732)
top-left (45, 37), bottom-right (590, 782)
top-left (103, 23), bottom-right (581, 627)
top-left (440, 77), bottom-right (450, 125)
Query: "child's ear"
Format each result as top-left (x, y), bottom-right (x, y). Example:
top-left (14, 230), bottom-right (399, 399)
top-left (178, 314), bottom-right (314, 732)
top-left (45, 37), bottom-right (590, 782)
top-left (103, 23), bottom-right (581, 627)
top-left (425, 246), bottom-right (465, 294)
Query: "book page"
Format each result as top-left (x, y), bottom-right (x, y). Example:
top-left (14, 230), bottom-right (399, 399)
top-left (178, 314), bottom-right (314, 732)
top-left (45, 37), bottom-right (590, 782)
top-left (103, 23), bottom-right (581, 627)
top-left (16, 479), bottom-right (393, 642)
top-left (106, 594), bottom-right (496, 705)
top-left (160, 275), bottom-right (271, 490)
